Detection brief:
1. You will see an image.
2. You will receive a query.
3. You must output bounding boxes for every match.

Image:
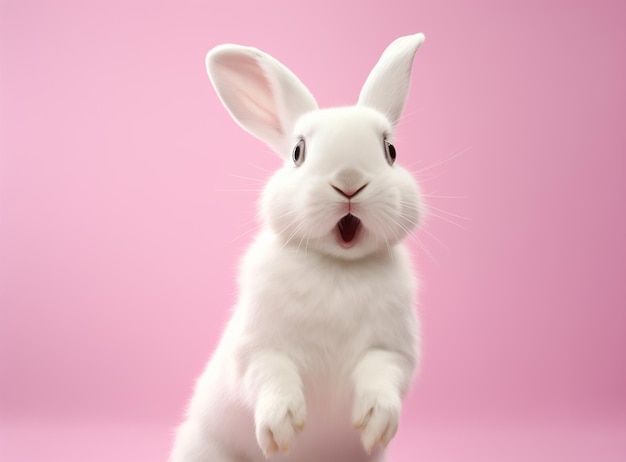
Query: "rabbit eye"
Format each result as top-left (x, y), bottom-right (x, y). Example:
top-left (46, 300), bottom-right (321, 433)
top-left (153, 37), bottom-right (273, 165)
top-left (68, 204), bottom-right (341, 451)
top-left (384, 140), bottom-right (396, 165)
top-left (292, 139), bottom-right (305, 167)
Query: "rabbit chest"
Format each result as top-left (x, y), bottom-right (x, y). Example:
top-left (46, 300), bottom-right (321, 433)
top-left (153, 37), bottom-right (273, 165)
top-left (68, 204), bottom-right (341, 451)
top-left (235, 231), bottom-right (418, 379)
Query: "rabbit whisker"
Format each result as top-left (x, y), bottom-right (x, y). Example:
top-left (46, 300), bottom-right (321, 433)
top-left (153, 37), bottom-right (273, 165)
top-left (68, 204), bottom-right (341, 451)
top-left (425, 204), bottom-right (470, 221)
top-left (246, 162), bottom-right (275, 174)
top-left (229, 174), bottom-right (267, 183)
top-left (422, 194), bottom-right (465, 200)
top-left (283, 220), bottom-right (309, 249)
top-left (419, 225), bottom-right (448, 250)
top-left (390, 214), bottom-right (436, 262)
top-left (229, 222), bottom-right (262, 244)
top-left (414, 145), bottom-right (472, 174)
top-left (425, 212), bottom-right (467, 230)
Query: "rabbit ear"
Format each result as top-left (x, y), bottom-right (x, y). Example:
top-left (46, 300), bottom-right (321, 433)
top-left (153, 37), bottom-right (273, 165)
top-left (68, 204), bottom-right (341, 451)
top-left (358, 33), bottom-right (425, 129)
top-left (206, 45), bottom-right (318, 157)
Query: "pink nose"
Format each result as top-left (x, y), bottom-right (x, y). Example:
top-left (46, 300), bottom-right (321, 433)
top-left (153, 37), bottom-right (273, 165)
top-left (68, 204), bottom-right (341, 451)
top-left (331, 183), bottom-right (368, 199)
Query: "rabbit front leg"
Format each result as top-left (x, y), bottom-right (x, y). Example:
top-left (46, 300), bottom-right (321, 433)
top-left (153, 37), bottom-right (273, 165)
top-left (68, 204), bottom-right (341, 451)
top-left (351, 348), bottom-right (414, 454)
top-left (243, 350), bottom-right (307, 457)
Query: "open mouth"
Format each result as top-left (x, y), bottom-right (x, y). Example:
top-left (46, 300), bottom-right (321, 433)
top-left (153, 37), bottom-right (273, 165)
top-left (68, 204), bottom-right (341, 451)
top-left (337, 214), bottom-right (362, 247)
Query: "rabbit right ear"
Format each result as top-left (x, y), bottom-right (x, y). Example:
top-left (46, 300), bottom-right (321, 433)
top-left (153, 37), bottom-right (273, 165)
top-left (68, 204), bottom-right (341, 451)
top-left (358, 33), bottom-right (425, 130)
top-left (206, 45), bottom-right (319, 157)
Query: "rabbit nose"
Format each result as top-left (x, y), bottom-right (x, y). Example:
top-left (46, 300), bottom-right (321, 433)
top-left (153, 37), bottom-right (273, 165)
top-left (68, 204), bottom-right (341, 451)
top-left (332, 184), bottom-right (368, 199)
top-left (331, 168), bottom-right (368, 198)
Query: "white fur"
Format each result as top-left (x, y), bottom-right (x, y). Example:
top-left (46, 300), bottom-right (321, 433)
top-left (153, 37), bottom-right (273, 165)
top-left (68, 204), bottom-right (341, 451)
top-left (170, 33), bottom-right (426, 462)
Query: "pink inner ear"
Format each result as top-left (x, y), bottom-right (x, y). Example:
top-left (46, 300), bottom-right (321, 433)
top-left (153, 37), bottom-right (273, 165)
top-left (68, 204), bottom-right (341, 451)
top-left (216, 55), bottom-right (283, 134)
top-left (207, 44), bottom-right (318, 158)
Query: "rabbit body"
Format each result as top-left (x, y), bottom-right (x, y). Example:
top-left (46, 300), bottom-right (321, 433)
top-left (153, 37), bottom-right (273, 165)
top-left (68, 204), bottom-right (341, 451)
top-left (171, 33), bottom-right (426, 462)
top-left (172, 229), bottom-right (417, 462)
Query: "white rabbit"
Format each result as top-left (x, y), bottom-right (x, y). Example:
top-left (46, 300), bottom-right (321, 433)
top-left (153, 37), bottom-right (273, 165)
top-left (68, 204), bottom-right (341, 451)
top-left (170, 33), bottom-right (426, 462)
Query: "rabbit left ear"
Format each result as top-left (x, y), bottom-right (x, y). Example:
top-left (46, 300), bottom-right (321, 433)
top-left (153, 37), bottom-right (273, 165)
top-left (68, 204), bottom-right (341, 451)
top-left (358, 33), bottom-right (425, 130)
top-left (207, 45), bottom-right (319, 157)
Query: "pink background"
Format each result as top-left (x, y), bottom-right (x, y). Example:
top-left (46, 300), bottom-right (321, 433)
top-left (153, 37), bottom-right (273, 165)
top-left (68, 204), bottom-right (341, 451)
top-left (1, 0), bottom-right (625, 460)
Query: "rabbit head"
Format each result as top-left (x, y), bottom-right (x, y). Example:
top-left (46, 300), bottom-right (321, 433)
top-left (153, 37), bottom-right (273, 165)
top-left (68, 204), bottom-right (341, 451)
top-left (207, 34), bottom-right (425, 260)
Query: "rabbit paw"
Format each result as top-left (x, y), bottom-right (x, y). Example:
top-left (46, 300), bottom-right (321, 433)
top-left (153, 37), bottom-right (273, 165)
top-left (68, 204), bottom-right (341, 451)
top-left (352, 390), bottom-right (400, 454)
top-left (255, 391), bottom-right (306, 457)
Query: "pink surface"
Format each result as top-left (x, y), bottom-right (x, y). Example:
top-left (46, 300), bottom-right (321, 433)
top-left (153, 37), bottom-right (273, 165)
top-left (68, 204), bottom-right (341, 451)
top-left (1, 0), bottom-right (625, 461)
